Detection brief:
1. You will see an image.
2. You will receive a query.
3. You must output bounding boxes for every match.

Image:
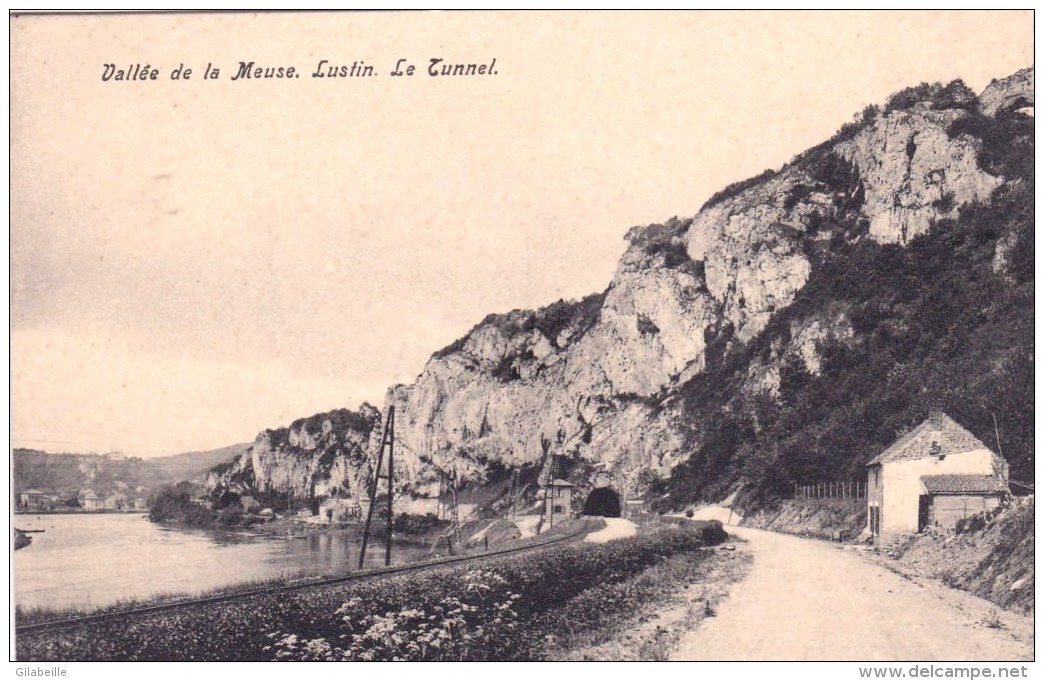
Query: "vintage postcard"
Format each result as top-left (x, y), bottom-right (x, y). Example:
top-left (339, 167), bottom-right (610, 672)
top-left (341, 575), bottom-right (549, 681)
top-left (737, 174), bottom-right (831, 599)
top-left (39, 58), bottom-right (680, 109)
top-left (9, 10), bottom-right (1034, 669)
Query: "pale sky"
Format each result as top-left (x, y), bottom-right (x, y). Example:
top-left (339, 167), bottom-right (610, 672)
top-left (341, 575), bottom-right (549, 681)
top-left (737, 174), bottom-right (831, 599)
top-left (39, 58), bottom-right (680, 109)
top-left (10, 11), bottom-right (1033, 456)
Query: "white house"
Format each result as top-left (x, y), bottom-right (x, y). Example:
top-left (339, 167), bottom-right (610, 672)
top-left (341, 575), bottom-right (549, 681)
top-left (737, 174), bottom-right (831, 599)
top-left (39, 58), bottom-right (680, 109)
top-left (318, 497), bottom-right (361, 523)
top-left (866, 411), bottom-right (1009, 544)
top-left (19, 489), bottom-right (50, 510)
top-left (542, 479), bottom-right (574, 525)
top-left (81, 489), bottom-right (103, 511)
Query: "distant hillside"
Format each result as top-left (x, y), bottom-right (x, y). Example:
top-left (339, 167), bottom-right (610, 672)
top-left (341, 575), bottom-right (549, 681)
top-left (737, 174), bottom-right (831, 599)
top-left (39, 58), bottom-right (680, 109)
top-left (12, 444), bottom-right (249, 502)
top-left (147, 444), bottom-right (252, 484)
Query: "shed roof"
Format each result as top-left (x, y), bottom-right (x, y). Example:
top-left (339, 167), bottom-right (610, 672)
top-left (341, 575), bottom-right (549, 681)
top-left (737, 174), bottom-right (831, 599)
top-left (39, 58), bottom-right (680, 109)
top-left (21, 489), bottom-right (45, 495)
top-left (546, 479), bottom-right (574, 487)
top-left (921, 474), bottom-right (1010, 495)
top-left (866, 412), bottom-right (994, 466)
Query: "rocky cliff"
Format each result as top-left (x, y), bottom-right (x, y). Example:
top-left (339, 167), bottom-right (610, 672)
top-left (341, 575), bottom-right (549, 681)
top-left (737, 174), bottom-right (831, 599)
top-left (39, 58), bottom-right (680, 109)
top-left (381, 69), bottom-right (1034, 509)
top-left (206, 406), bottom-right (380, 507)
top-left (211, 68), bottom-right (1034, 515)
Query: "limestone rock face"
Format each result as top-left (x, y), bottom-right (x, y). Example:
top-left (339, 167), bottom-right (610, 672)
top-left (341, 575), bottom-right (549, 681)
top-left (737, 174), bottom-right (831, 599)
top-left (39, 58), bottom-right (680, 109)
top-left (979, 67), bottom-right (1034, 117)
top-left (687, 167), bottom-right (823, 342)
top-left (207, 406), bottom-right (380, 503)
top-left (836, 107), bottom-right (1001, 244)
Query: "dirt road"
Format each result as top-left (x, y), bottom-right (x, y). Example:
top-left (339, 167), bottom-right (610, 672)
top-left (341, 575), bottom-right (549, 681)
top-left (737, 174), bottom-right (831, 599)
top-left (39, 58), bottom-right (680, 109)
top-left (584, 517), bottom-right (638, 543)
top-left (671, 526), bottom-right (1033, 661)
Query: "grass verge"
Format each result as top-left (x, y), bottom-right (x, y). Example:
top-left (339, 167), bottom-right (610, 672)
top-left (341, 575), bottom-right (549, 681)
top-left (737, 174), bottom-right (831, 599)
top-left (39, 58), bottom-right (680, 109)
top-left (545, 541), bottom-right (752, 660)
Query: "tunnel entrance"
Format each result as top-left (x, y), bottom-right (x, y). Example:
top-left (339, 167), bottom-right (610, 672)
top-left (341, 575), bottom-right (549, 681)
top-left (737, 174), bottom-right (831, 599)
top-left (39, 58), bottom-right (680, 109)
top-left (582, 487), bottom-right (622, 517)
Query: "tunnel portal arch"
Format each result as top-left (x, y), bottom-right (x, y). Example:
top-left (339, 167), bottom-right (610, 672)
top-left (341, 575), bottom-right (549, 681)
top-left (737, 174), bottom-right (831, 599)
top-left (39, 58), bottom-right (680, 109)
top-left (582, 487), bottom-right (622, 517)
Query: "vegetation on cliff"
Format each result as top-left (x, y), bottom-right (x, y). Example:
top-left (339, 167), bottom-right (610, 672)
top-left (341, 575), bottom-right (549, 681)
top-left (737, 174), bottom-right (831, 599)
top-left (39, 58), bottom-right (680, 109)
top-left (432, 290), bottom-right (606, 361)
top-left (654, 103), bottom-right (1032, 512)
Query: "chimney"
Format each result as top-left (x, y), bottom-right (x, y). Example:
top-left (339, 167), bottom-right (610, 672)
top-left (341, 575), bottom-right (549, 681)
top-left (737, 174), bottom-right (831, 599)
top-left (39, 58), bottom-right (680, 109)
top-left (928, 408), bottom-right (944, 428)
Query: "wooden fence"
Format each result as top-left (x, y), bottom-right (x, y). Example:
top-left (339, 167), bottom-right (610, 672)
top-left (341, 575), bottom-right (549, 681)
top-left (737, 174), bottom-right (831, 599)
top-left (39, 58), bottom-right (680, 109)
top-left (794, 482), bottom-right (867, 500)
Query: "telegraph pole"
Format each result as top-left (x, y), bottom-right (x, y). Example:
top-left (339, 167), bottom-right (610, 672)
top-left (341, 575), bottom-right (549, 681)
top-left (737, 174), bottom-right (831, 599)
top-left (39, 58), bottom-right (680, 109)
top-left (359, 406), bottom-right (395, 568)
top-left (543, 454), bottom-right (559, 530)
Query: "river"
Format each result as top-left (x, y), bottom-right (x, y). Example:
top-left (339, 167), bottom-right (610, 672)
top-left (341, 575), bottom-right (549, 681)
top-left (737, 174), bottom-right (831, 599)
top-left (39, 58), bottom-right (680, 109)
top-left (13, 513), bottom-right (429, 612)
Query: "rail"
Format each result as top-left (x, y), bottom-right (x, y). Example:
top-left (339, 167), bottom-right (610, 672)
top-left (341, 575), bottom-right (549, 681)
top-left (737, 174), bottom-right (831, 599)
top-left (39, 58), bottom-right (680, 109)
top-left (16, 518), bottom-right (592, 637)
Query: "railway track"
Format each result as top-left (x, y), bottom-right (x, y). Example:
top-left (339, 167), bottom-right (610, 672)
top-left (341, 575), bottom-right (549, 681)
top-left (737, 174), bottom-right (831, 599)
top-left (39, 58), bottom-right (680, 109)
top-left (16, 518), bottom-right (592, 638)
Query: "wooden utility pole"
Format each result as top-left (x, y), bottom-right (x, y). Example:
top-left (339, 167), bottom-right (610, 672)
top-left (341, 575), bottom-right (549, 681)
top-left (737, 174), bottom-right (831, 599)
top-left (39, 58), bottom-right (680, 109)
top-left (359, 406), bottom-right (395, 568)
top-left (543, 454), bottom-right (559, 530)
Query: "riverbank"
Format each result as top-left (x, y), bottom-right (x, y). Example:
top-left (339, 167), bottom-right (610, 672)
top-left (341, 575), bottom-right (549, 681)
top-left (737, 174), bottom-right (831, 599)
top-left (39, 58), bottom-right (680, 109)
top-left (16, 522), bottom-right (720, 661)
top-left (16, 514), bottom-right (599, 629)
top-left (15, 509), bottom-right (145, 515)
top-left (14, 513), bottom-right (437, 615)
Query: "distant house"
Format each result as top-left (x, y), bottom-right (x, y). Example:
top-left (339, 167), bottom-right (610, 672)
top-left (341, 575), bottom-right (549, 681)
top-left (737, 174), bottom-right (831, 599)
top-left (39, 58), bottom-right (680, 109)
top-left (18, 490), bottom-right (50, 511)
top-left (866, 411), bottom-right (1009, 544)
top-left (105, 493), bottom-right (128, 511)
top-left (318, 498), bottom-right (360, 523)
top-left (133, 498), bottom-right (148, 511)
top-left (81, 490), bottom-right (103, 511)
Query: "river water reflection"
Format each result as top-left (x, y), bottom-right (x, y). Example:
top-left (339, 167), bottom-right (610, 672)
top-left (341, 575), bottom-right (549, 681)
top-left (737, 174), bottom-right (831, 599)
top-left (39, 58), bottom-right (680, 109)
top-left (14, 513), bottom-right (428, 612)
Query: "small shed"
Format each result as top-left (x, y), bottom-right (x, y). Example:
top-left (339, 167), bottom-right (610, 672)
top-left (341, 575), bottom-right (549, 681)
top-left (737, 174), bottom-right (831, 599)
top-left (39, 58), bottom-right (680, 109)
top-left (919, 474), bottom-right (1009, 529)
top-left (542, 479), bottom-right (574, 523)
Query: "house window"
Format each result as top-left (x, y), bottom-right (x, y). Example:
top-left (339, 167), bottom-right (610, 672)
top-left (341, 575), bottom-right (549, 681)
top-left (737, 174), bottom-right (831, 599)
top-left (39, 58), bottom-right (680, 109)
top-left (553, 505), bottom-right (563, 513)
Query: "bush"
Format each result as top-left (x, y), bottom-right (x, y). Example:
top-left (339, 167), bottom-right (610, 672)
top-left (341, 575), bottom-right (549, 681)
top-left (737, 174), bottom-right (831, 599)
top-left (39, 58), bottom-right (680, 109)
top-left (217, 506), bottom-right (244, 526)
top-left (884, 79), bottom-right (977, 113)
top-left (147, 485), bottom-right (216, 527)
top-left (702, 168), bottom-right (776, 210)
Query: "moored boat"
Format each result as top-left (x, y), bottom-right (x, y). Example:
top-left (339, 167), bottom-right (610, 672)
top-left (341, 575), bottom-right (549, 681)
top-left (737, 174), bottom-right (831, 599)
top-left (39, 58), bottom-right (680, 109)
top-left (14, 528), bottom-right (31, 550)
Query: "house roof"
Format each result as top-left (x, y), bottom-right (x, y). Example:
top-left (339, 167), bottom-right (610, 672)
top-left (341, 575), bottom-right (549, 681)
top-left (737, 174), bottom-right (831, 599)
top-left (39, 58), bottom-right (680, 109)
top-left (921, 474), bottom-right (1010, 495)
top-left (22, 489), bottom-right (45, 495)
top-left (866, 412), bottom-right (994, 466)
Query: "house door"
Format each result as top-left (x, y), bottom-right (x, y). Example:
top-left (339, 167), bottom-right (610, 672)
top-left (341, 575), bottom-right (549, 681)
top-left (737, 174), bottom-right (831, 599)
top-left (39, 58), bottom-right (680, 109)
top-left (918, 495), bottom-right (930, 532)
